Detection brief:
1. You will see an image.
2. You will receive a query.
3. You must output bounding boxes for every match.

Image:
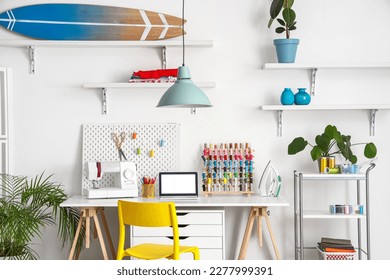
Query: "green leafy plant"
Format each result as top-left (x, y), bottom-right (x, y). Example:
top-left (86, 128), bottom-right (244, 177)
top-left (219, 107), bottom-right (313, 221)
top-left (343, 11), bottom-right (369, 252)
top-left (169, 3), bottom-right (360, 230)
top-left (287, 125), bottom-right (377, 164)
top-left (268, 0), bottom-right (297, 39)
top-left (0, 173), bottom-right (84, 259)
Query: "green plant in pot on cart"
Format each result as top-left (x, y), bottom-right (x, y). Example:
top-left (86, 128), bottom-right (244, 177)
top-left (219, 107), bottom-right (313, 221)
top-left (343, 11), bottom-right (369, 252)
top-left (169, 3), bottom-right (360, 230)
top-left (287, 125), bottom-right (377, 172)
top-left (0, 173), bottom-right (84, 260)
top-left (268, 0), bottom-right (299, 63)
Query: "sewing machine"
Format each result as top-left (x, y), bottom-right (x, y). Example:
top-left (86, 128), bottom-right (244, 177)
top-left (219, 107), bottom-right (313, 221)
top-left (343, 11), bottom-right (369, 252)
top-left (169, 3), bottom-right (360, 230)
top-left (84, 161), bottom-right (138, 199)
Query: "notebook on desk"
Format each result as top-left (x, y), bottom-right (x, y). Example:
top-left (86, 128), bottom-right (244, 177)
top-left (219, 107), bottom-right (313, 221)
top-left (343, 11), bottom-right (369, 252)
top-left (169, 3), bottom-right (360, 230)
top-left (158, 172), bottom-right (199, 200)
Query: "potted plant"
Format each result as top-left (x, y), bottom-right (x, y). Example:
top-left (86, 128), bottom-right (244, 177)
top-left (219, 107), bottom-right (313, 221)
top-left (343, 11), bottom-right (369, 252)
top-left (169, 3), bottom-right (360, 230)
top-left (0, 173), bottom-right (83, 259)
top-left (268, 0), bottom-right (299, 63)
top-left (287, 125), bottom-right (377, 171)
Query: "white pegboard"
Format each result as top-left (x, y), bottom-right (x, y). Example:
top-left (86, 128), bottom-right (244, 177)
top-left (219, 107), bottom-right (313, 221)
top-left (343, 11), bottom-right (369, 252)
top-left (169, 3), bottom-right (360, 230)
top-left (82, 123), bottom-right (179, 195)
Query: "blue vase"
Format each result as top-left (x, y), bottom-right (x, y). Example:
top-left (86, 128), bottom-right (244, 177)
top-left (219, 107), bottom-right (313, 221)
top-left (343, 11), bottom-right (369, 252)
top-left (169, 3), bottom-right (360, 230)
top-left (294, 88), bottom-right (311, 105)
top-left (280, 88), bottom-right (294, 105)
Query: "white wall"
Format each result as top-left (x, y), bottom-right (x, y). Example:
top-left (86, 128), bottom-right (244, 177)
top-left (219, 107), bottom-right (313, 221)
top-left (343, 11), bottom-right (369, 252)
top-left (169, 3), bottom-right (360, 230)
top-left (1, 0), bottom-right (390, 260)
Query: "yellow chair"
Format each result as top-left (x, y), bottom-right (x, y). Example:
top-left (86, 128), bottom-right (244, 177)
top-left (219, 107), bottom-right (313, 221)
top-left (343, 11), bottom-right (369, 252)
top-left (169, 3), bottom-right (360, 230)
top-left (116, 200), bottom-right (200, 260)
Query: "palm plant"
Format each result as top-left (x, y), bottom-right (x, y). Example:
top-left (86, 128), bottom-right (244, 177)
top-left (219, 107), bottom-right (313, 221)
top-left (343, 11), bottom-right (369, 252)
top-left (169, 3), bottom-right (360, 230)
top-left (0, 173), bottom-right (83, 259)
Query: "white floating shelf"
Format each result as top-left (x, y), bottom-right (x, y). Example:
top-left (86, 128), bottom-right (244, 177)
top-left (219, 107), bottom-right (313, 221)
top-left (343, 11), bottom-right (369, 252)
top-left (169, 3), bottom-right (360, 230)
top-left (83, 82), bottom-right (216, 89)
top-left (84, 81), bottom-right (216, 115)
top-left (263, 62), bottom-right (390, 96)
top-left (0, 39), bottom-right (213, 48)
top-left (303, 210), bottom-right (366, 219)
top-left (260, 104), bottom-right (390, 111)
top-left (0, 39), bottom-right (213, 74)
top-left (263, 62), bottom-right (390, 70)
top-left (298, 173), bottom-right (367, 181)
top-left (260, 104), bottom-right (390, 137)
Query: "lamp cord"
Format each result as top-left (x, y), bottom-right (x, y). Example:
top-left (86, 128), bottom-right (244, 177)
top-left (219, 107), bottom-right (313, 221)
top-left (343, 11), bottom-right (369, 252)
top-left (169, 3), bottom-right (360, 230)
top-left (182, 0), bottom-right (185, 66)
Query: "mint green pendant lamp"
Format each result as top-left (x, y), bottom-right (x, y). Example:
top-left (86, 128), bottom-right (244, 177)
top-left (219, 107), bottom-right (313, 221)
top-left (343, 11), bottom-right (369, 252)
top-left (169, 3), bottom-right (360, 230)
top-left (156, 0), bottom-right (212, 110)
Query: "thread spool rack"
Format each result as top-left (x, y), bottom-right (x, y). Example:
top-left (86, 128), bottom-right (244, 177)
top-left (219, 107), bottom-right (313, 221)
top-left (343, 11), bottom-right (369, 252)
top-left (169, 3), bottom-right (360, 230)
top-left (201, 142), bottom-right (254, 196)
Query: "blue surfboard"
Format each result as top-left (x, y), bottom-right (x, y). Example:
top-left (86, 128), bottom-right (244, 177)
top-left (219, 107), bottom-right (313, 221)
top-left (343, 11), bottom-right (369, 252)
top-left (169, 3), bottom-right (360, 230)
top-left (0, 4), bottom-right (185, 40)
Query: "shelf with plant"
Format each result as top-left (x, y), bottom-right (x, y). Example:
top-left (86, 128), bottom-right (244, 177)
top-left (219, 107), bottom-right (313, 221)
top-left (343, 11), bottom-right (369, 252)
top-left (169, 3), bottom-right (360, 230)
top-left (287, 124), bottom-right (377, 170)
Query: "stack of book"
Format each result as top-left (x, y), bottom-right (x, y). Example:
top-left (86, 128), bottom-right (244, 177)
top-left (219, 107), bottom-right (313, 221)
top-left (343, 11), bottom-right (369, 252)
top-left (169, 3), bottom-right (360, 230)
top-left (317, 237), bottom-right (356, 253)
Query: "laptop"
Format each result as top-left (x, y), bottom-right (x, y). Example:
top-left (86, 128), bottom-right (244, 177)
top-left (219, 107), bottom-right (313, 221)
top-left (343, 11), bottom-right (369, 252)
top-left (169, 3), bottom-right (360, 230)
top-left (158, 172), bottom-right (199, 200)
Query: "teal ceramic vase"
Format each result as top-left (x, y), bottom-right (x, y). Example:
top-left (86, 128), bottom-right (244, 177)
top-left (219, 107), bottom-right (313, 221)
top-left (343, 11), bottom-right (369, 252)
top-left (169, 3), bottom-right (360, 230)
top-left (294, 88), bottom-right (311, 105)
top-left (280, 88), bottom-right (294, 105)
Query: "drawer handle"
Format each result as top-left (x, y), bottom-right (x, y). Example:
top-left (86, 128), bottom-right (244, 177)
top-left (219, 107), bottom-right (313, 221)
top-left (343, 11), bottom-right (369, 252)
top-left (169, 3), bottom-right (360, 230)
top-left (176, 213), bottom-right (189, 216)
top-left (169, 224), bottom-right (189, 228)
top-left (167, 236), bottom-right (189, 240)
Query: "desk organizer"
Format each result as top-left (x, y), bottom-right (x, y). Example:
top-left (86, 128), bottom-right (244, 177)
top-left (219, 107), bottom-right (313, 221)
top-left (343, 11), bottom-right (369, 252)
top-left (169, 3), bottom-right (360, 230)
top-left (201, 143), bottom-right (254, 196)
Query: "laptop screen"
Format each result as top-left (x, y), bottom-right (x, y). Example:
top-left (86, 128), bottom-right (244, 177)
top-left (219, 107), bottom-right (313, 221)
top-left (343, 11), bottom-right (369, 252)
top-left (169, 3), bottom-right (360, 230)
top-left (159, 172), bottom-right (198, 197)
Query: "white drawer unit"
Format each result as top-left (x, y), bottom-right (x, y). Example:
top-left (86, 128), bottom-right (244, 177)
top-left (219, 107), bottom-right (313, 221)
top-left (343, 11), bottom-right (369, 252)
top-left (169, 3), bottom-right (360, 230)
top-left (130, 209), bottom-right (225, 260)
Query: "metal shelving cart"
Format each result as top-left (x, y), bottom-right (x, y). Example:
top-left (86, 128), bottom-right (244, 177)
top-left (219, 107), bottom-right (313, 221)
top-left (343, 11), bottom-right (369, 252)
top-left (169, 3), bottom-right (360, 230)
top-left (294, 163), bottom-right (375, 260)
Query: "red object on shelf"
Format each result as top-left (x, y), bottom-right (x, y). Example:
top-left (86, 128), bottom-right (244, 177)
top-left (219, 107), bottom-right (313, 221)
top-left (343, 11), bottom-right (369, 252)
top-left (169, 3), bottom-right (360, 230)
top-left (132, 69), bottom-right (178, 79)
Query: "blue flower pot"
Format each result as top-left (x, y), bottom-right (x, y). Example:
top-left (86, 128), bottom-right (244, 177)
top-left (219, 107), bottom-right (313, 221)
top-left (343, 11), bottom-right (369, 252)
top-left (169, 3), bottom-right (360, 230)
top-left (294, 88), bottom-right (311, 105)
top-left (274, 38), bottom-right (299, 63)
top-left (280, 88), bottom-right (294, 105)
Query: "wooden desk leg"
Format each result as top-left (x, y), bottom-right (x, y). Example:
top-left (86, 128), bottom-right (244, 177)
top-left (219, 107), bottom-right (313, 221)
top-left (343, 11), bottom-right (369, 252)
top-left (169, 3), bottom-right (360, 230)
top-left (85, 209), bottom-right (91, 248)
top-left (262, 208), bottom-right (281, 260)
top-left (68, 207), bottom-right (113, 260)
top-left (93, 223), bottom-right (98, 239)
top-left (256, 213), bottom-right (263, 247)
top-left (91, 208), bottom-right (109, 260)
top-left (98, 208), bottom-right (116, 259)
top-left (238, 207), bottom-right (257, 260)
top-left (238, 207), bottom-right (281, 260)
top-left (68, 209), bottom-right (84, 260)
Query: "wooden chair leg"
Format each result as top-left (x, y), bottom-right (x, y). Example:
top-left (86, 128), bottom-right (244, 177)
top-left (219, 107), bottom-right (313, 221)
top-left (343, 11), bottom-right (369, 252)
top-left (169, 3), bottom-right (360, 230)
top-left (238, 207), bottom-right (257, 260)
top-left (98, 208), bottom-right (116, 259)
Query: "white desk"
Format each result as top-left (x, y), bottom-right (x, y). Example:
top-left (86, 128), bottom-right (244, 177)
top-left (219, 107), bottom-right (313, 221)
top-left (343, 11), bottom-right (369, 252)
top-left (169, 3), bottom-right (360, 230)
top-left (61, 195), bottom-right (289, 260)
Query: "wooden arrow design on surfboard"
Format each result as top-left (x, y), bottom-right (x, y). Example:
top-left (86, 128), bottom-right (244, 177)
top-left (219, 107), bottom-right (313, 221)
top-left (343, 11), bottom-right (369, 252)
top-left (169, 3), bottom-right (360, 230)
top-left (0, 3), bottom-right (186, 40)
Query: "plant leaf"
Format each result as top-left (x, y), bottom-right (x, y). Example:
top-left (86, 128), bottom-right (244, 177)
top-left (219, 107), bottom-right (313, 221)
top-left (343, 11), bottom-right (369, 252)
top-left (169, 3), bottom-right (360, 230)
top-left (350, 155), bottom-right (358, 164)
top-left (288, 137), bottom-right (308, 155)
top-left (284, 0), bottom-right (294, 9)
top-left (333, 131), bottom-right (343, 143)
top-left (324, 125), bottom-right (337, 138)
top-left (283, 8), bottom-right (296, 26)
top-left (277, 18), bottom-right (286, 26)
top-left (270, 0), bottom-right (284, 20)
top-left (310, 146), bottom-right (323, 161)
top-left (268, 18), bottom-right (274, 29)
top-left (289, 26), bottom-right (297, 30)
top-left (364, 142), bottom-right (377, 158)
top-left (276, 27), bottom-right (286, 33)
top-left (315, 134), bottom-right (331, 153)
